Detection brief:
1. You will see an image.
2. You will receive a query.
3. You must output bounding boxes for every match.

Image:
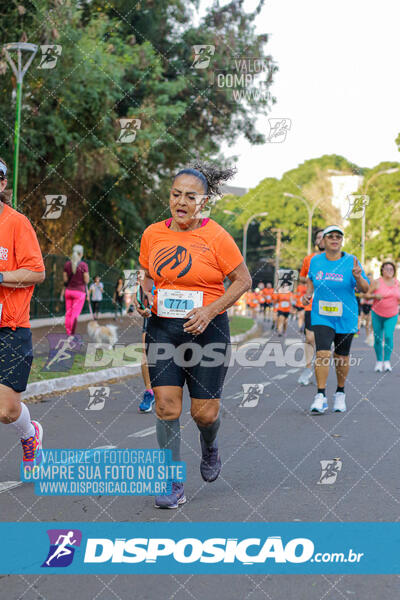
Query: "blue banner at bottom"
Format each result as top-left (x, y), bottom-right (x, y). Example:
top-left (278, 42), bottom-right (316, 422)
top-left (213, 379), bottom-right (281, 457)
top-left (1, 522), bottom-right (400, 574)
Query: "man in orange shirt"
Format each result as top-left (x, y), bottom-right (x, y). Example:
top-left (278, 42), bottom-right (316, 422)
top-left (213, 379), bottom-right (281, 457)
top-left (275, 284), bottom-right (292, 336)
top-left (297, 229), bottom-right (324, 385)
top-left (295, 282), bottom-right (307, 332)
top-left (0, 159), bottom-right (46, 470)
top-left (262, 282), bottom-right (274, 322)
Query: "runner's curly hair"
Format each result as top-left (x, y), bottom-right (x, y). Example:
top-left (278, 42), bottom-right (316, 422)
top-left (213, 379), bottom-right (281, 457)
top-left (174, 161), bottom-right (237, 198)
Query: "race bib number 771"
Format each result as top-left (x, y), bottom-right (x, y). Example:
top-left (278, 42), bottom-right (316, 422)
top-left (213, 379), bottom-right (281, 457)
top-left (157, 289), bottom-right (203, 318)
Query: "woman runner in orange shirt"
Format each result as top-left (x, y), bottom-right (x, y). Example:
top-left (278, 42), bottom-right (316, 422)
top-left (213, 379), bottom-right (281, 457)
top-left (135, 162), bottom-right (251, 509)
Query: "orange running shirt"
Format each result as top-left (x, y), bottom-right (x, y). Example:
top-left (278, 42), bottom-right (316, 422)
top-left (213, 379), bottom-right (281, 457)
top-left (262, 287), bottom-right (273, 303)
top-left (139, 219), bottom-right (244, 316)
top-left (296, 283), bottom-right (307, 307)
top-left (299, 252), bottom-right (317, 312)
top-left (275, 292), bottom-right (292, 312)
top-left (0, 203), bottom-right (45, 329)
top-left (246, 292), bottom-right (258, 308)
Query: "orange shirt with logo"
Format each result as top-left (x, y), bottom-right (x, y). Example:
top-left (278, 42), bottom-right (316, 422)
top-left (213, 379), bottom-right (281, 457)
top-left (299, 252), bottom-right (317, 312)
top-left (139, 219), bottom-right (244, 316)
top-left (0, 203), bottom-right (45, 329)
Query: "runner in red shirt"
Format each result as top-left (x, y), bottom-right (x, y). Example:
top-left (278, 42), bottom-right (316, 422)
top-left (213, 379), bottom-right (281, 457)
top-left (0, 158), bottom-right (46, 472)
top-left (297, 229), bottom-right (325, 385)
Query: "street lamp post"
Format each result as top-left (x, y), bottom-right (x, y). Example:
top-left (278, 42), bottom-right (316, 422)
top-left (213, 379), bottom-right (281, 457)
top-left (3, 42), bottom-right (38, 208)
top-left (283, 192), bottom-right (320, 254)
top-left (242, 212), bottom-right (268, 264)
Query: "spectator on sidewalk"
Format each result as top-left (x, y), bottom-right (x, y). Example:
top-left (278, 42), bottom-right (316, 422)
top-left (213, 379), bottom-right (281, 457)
top-left (61, 245), bottom-right (89, 335)
top-left (89, 275), bottom-right (104, 319)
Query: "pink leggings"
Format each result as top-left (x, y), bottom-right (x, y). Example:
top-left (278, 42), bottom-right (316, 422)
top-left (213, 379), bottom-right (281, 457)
top-left (65, 289), bottom-right (86, 335)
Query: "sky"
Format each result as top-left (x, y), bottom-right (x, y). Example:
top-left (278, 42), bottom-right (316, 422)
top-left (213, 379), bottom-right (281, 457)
top-left (198, 0), bottom-right (400, 188)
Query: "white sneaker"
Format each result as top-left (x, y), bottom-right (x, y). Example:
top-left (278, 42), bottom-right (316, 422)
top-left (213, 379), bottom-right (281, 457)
top-left (298, 367), bottom-right (313, 386)
top-left (374, 361), bottom-right (383, 372)
top-left (384, 361), bottom-right (392, 372)
top-left (333, 392), bottom-right (346, 413)
top-left (310, 393), bottom-right (328, 414)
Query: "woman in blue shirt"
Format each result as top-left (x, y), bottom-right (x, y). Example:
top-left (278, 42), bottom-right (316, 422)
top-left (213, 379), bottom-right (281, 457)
top-left (302, 226), bottom-right (369, 414)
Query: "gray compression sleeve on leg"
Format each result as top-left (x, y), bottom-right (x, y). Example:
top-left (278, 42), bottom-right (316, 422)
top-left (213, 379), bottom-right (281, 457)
top-left (156, 418), bottom-right (181, 462)
top-left (197, 416), bottom-right (220, 447)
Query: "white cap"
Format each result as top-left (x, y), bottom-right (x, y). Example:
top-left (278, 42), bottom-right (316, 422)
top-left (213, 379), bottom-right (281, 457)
top-left (322, 225), bottom-right (344, 237)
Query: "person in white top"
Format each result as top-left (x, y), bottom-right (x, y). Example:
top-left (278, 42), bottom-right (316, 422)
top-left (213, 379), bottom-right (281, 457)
top-left (89, 275), bottom-right (104, 319)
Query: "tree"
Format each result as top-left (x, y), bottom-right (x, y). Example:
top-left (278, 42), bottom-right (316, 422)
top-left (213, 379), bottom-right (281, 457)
top-left (0, 0), bottom-right (276, 270)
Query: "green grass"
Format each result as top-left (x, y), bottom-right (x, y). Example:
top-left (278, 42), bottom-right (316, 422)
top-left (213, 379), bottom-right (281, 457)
top-left (28, 345), bottom-right (142, 383)
top-left (229, 315), bottom-right (255, 336)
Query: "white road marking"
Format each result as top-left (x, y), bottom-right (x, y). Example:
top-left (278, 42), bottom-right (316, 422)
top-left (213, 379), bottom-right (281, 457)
top-left (272, 374), bottom-right (287, 380)
top-left (94, 445), bottom-right (117, 450)
top-left (128, 426), bottom-right (156, 438)
top-left (0, 481), bottom-right (23, 494)
top-left (285, 338), bottom-right (302, 345)
top-left (287, 368), bottom-right (300, 373)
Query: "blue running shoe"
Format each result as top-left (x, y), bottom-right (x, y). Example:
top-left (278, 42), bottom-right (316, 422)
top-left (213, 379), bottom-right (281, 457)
top-left (200, 433), bottom-right (221, 482)
top-left (154, 482), bottom-right (186, 509)
top-left (139, 390), bottom-right (155, 413)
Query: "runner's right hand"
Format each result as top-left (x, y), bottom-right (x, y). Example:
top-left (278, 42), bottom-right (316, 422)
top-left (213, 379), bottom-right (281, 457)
top-left (133, 293), bottom-right (151, 317)
top-left (301, 293), bottom-right (312, 306)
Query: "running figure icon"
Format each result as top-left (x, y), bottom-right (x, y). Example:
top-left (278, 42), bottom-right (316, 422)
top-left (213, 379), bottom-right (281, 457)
top-left (45, 531), bottom-right (77, 566)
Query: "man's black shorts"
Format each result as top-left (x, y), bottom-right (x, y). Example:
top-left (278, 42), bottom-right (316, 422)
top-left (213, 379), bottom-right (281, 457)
top-left (0, 327), bottom-right (33, 392)
top-left (361, 304), bottom-right (372, 315)
top-left (277, 310), bottom-right (290, 318)
top-left (304, 311), bottom-right (313, 331)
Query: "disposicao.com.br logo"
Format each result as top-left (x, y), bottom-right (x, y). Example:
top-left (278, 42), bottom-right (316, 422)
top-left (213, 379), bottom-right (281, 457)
top-left (82, 536), bottom-right (362, 565)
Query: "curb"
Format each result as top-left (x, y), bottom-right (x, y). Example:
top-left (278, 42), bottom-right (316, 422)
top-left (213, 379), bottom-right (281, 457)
top-left (23, 320), bottom-right (259, 401)
top-left (22, 364), bottom-right (141, 400)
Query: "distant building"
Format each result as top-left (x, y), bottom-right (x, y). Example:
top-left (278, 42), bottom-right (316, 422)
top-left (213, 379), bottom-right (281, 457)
top-left (221, 185), bottom-right (249, 197)
top-left (329, 175), bottom-right (364, 223)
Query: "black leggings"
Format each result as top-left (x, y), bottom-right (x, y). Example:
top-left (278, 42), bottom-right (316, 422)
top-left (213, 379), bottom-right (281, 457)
top-left (313, 325), bottom-right (354, 356)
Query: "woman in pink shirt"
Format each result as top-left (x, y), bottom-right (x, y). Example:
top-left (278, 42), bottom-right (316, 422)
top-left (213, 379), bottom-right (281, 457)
top-left (365, 261), bottom-right (400, 372)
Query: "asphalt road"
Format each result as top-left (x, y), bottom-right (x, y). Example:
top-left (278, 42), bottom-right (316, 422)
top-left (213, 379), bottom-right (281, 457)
top-left (1, 316), bottom-right (400, 599)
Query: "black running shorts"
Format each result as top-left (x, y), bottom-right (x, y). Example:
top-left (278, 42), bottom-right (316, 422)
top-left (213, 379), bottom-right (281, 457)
top-left (145, 312), bottom-right (230, 399)
top-left (0, 327), bottom-right (33, 392)
top-left (313, 325), bottom-right (354, 356)
top-left (304, 311), bottom-right (313, 331)
top-left (277, 310), bottom-right (290, 318)
top-left (361, 304), bottom-right (371, 315)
